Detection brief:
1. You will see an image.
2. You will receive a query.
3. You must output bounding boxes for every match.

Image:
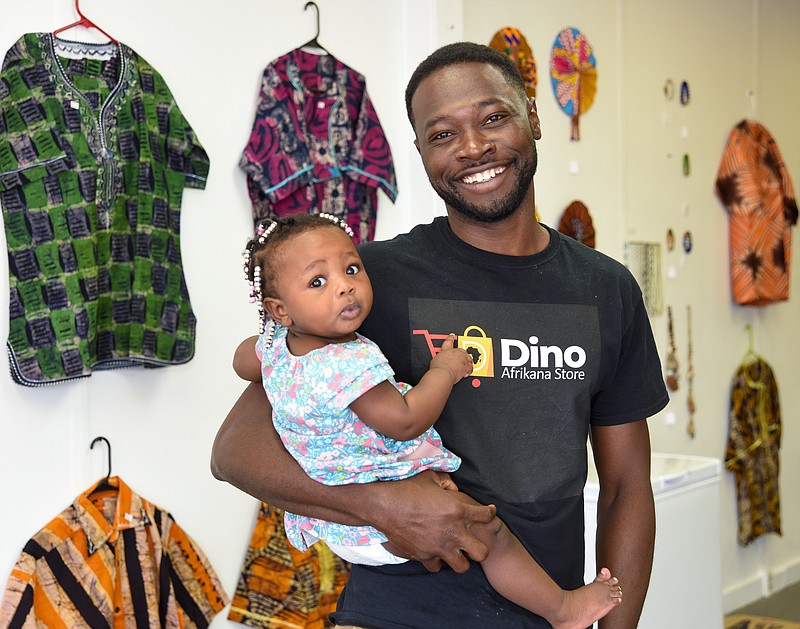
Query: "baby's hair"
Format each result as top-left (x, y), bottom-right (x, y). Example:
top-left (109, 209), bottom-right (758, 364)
top-left (242, 213), bottom-right (355, 333)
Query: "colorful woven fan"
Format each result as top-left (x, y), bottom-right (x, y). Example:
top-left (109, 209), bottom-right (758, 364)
top-left (489, 27), bottom-right (538, 97)
top-left (549, 27), bottom-right (597, 141)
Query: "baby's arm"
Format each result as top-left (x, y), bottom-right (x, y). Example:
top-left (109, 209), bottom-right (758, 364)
top-left (350, 334), bottom-right (472, 441)
top-left (233, 335), bottom-right (262, 382)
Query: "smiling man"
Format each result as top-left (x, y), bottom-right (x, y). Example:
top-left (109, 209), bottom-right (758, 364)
top-left (212, 42), bottom-right (668, 628)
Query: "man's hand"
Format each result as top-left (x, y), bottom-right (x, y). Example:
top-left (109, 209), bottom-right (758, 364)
top-left (369, 470), bottom-right (497, 573)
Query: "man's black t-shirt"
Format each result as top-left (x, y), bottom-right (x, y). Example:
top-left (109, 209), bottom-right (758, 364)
top-left (331, 218), bottom-right (668, 628)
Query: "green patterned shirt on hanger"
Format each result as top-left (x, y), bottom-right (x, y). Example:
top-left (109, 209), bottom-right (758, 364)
top-left (0, 33), bottom-right (209, 385)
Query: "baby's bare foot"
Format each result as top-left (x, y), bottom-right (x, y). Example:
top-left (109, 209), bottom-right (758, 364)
top-left (550, 567), bottom-right (622, 629)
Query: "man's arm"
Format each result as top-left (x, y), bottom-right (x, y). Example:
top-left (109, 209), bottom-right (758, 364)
top-left (210, 382), bottom-right (496, 572)
top-left (232, 335), bottom-right (261, 382)
top-left (590, 419), bottom-right (655, 629)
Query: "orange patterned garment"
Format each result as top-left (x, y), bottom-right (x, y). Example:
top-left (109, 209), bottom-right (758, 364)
top-left (0, 477), bottom-right (229, 627)
top-left (228, 503), bottom-right (350, 628)
top-left (715, 120), bottom-right (798, 305)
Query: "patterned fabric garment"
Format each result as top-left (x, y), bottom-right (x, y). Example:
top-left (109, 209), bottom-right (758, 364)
top-left (257, 324), bottom-right (460, 550)
top-left (725, 358), bottom-right (782, 545)
top-left (0, 476), bottom-right (229, 627)
top-left (240, 49), bottom-right (397, 244)
top-left (228, 503), bottom-right (349, 629)
top-left (0, 34), bottom-right (209, 385)
top-left (715, 120), bottom-right (799, 306)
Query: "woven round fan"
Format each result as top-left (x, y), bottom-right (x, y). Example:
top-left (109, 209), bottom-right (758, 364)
top-left (489, 26), bottom-right (538, 97)
top-left (549, 27), bottom-right (597, 141)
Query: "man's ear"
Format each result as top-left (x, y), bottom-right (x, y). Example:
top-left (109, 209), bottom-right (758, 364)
top-left (413, 137), bottom-right (420, 154)
top-left (528, 97), bottom-right (542, 140)
top-left (264, 297), bottom-right (291, 327)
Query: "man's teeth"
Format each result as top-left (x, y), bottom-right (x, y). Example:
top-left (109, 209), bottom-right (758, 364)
top-left (462, 166), bottom-right (505, 184)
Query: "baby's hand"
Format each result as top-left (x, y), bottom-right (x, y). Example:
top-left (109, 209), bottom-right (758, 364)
top-left (431, 334), bottom-right (474, 383)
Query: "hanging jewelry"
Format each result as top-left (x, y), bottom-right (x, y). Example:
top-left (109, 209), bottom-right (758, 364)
top-left (680, 80), bottom-right (690, 105)
top-left (665, 305), bottom-right (679, 391)
top-left (686, 305), bottom-right (696, 438)
top-left (624, 241), bottom-right (664, 316)
top-left (682, 230), bottom-right (693, 254)
top-left (663, 79), bottom-right (674, 101)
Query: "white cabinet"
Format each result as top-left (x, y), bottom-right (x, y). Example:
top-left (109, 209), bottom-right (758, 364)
top-left (584, 453), bottom-right (724, 628)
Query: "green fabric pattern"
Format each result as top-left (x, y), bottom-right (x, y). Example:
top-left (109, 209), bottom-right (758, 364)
top-left (0, 33), bottom-right (209, 385)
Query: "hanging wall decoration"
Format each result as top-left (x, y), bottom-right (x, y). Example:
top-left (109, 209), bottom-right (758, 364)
top-left (686, 305), bottom-right (696, 438)
top-left (0, 468), bottom-right (230, 625)
top-left (725, 326), bottom-right (782, 545)
top-left (715, 120), bottom-right (798, 306)
top-left (664, 305), bottom-right (679, 392)
top-left (239, 3), bottom-right (398, 244)
top-left (549, 26), bottom-right (597, 141)
top-left (489, 27), bottom-right (538, 97)
top-left (623, 241), bottom-right (664, 316)
top-left (682, 230), bottom-right (693, 254)
top-left (557, 200), bottom-right (595, 248)
top-left (663, 79), bottom-right (674, 101)
top-left (0, 32), bottom-right (209, 386)
top-left (228, 502), bottom-right (350, 628)
top-left (679, 80), bottom-right (690, 105)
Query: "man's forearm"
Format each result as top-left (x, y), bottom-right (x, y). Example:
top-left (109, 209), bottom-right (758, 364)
top-left (591, 419), bottom-right (656, 629)
top-left (595, 483), bottom-right (655, 629)
top-left (211, 381), bottom-right (371, 525)
top-left (211, 382), bottom-right (497, 572)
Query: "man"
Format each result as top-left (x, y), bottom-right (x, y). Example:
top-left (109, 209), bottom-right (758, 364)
top-left (212, 42), bottom-right (668, 628)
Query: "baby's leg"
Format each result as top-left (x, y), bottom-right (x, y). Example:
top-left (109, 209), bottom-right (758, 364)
top-left (471, 515), bottom-right (622, 629)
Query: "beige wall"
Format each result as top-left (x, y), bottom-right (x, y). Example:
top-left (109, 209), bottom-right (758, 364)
top-left (463, 0), bottom-right (800, 609)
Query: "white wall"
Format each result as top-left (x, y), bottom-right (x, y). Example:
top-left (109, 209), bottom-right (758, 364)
top-left (0, 2), bottom-right (441, 627)
top-left (1, 0), bottom-right (799, 625)
top-left (463, 0), bottom-right (800, 612)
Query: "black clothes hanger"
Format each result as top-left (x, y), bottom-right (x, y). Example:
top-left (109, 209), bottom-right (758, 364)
top-left (300, 2), bottom-right (329, 54)
top-left (89, 436), bottom-right (116, 495)
top-left (53, 0), bottom-right (117, 44)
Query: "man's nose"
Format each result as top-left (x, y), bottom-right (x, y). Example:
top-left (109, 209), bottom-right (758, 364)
top-left (457, 129), bottom-right (495, 160)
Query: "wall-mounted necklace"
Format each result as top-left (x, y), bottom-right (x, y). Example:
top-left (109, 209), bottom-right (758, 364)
top-left (665, 305), bottom-right (679, 391)
top-left (686, 305), bottom-right (696, 438)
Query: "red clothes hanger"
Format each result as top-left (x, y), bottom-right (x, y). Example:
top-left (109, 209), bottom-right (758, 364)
top-left (53, 0), bottom-right (117, 44)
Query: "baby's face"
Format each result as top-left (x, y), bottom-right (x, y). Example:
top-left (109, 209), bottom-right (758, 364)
top-left (269, 226), bottom-right (372, 343)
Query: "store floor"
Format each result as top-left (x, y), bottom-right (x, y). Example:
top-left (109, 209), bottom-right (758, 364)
top-left (729, 581), bottom-right (800, 622)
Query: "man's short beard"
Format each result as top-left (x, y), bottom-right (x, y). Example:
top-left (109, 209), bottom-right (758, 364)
top-left (432, 143), bottom-right (538, 224)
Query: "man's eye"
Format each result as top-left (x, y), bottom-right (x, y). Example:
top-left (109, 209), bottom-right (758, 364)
top-left (486, 114), bottom-right (504, 124)
top-left (346, 264), bottom-right (360, 275)
top-left (431, 131), bottom-right (452, 141)
top-left (310, 277), bottom-right (327, 288)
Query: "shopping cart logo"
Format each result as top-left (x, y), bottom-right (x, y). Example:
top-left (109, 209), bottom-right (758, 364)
top-left (414, 325), bottom-right (590, 386)
top-left (413, 325), bottom-right (494, 379)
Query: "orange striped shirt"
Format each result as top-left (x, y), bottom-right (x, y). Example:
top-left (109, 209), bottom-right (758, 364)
top-left (0, 477), bottom-right (229, 628)
top-left (715, 120), bottom-right (799, 306)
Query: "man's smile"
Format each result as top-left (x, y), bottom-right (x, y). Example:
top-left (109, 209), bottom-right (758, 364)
top-left (461, 165), bottom-right (506, 185)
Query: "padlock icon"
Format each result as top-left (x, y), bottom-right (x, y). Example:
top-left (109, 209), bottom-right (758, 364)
top-left (458, 325), bottom-right (494, 377)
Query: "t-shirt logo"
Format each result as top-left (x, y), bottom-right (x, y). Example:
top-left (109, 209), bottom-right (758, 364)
top-left (413, 325), bottom-right (495, 381)
top-left (458, 326), bottom-right (494, 377)
top-left (409, 298), bottom-right (600, 393)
